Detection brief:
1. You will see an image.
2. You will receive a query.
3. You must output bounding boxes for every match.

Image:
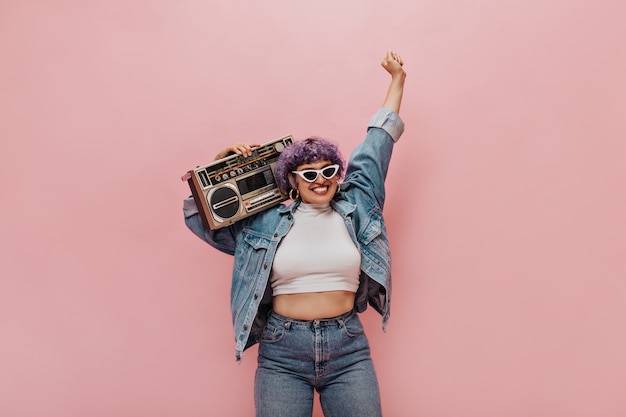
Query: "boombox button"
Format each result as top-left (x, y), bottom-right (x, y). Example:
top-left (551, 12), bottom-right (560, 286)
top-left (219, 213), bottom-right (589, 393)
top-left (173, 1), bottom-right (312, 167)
top-left (230, 171), bottom-right (237, 177)
top-left (222, 173), bottom-right (229, 180)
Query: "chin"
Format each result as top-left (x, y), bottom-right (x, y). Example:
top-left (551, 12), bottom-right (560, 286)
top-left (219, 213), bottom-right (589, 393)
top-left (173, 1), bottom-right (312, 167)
top-left (302, 191), bottom-right (334, 204)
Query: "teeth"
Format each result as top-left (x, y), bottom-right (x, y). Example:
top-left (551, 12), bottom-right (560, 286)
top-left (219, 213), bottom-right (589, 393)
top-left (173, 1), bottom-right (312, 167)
top-left (313, 186), bottom-right (328, 193)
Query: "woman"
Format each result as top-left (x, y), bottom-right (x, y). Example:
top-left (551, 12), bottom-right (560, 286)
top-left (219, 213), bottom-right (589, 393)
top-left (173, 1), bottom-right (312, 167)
top-left (183, 50), bottom-right (405, 417)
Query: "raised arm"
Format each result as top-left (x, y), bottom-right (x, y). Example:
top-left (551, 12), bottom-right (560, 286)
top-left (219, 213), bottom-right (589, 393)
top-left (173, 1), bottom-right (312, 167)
top-left (380, 50), bottom-right (406, 114)
top-left (341, 51), bottom-right (406, 209)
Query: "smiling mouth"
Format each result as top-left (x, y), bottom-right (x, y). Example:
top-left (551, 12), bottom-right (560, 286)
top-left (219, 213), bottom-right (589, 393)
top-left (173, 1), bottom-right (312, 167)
top-left (312, 186), bottom-right (329, 194)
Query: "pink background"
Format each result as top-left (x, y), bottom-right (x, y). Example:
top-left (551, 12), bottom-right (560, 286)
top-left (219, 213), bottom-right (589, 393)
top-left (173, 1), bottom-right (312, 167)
top-left (1, 1), bottom-right (625, 416)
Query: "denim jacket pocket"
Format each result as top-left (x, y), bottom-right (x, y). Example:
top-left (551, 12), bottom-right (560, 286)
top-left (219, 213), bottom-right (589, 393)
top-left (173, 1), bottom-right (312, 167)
top-left (359, 211), bottom-right (383, 244)
top-left (358, 212), bottom-right (391, 279)
top-left (243, 230), bottom-right (272, 250)
top-left (233, 230), bottom-right (272, 283)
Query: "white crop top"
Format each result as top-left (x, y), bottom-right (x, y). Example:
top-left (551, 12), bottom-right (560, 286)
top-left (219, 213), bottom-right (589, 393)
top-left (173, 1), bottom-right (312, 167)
top-left (270, 203), bottom-right (361, 295)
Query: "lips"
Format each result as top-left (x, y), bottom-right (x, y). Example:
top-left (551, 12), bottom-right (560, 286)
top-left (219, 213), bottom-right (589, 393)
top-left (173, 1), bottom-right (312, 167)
top-left (312, 186), bottom-right (329, 194)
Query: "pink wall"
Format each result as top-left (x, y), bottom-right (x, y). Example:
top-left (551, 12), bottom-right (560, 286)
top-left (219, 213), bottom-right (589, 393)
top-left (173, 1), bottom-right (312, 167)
top-left (1, 1), bottom-right (625, 416)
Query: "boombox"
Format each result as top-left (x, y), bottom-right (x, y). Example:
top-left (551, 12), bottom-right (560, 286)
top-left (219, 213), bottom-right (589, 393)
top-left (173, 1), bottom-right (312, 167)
top-left (182, 135), bottom-right (293, 230)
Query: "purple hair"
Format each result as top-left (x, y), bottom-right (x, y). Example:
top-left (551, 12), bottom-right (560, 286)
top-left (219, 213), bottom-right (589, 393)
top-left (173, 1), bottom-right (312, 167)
top-left (274, 137), bottom-right (345, 192)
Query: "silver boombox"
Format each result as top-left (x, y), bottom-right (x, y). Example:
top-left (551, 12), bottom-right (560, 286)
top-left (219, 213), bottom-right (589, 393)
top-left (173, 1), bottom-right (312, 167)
top-left (183, 135), bottom-right (293, 230)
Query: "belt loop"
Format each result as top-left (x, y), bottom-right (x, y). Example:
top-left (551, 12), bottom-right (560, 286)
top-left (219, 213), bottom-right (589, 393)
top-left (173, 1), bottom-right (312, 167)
top-left (284, 322), bottom-right (291, 330)
top-left (337, 318), bottom-right (345, 328)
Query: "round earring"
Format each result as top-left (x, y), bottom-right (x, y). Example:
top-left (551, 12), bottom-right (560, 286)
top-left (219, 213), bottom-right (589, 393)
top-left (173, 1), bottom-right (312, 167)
top-left (334, 182), bottom-right (341, 197)
top-left (289, 188), bottom-right (300, 201)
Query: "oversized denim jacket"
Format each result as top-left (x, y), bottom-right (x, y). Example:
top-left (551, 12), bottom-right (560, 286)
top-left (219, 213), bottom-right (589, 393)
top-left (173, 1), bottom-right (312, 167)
top-left (183, 108), bottom-right (404, 361)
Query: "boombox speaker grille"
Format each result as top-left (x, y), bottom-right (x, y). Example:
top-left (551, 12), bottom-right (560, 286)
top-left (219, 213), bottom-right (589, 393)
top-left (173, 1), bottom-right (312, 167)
top-left (209, 186), bottom-right (240, 219)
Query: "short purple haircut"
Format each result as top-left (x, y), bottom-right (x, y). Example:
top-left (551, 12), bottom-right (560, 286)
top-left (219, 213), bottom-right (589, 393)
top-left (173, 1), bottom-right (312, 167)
top-left (274, 137), bottom-right (345, 192)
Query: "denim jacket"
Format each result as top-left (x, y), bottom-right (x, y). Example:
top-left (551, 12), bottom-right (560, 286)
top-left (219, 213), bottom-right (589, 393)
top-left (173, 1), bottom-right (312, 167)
top-left (183, 108), bottom-right (404, 361)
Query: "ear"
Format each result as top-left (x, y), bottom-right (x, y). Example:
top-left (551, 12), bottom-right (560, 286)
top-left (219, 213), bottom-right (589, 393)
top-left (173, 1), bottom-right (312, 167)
top-left (288, 174), bottom-right (298, 190)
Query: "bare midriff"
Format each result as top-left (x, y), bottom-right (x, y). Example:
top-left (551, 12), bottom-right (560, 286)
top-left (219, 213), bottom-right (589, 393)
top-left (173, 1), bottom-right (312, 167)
top-left (272, 290), bottom-right (355, 320)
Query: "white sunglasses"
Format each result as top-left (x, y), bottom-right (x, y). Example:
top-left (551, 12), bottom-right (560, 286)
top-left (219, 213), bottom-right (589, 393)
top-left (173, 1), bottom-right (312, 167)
top-left (291, 164), bottom-right (339, 183)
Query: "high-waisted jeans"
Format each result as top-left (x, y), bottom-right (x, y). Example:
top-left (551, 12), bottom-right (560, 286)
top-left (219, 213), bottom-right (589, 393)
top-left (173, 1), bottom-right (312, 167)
top-left (254, 309), bottom-right (382, 417)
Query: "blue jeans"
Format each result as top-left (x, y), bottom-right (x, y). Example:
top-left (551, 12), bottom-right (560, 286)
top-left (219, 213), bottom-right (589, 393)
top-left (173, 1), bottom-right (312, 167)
top-left (254, 309), bottom-right (382, 417)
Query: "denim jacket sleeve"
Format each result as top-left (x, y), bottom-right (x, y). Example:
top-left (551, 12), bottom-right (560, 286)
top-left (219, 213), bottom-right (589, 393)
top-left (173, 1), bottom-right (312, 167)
top-left (183, 195), bottom-right (246, 256)
top-left (343, 108), bottom-right (405, 210)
